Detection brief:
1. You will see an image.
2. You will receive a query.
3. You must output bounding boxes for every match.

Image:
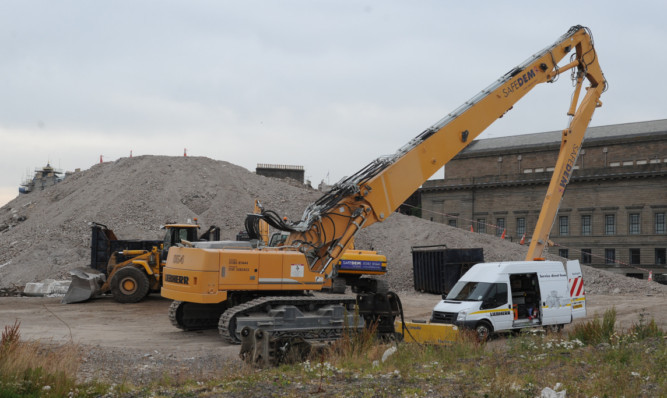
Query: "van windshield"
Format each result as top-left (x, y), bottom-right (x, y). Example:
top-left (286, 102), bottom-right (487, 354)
top-left (446, 281), bottom-right (493, 301)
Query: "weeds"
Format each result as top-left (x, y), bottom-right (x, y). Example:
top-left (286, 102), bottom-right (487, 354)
top-left (0, 320), bottom-right (80, 397)
top-left (1, 310), bottom-right (665, 397)
top-left (570, 307), bottom-right (617, 345)
top-left (629, 309), bottom-right (663, 340)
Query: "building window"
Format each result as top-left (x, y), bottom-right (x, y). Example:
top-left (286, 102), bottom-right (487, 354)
top-left (656, 213), bottom-right (666, 234)
top-left (559, 216), bottom-right (569, 236)
top-left (629, 248), bottom-right (641, 265)
top-left (559, 249), bottom-right (569, 259)
top-left (496, 218), bottom-right (505, 236)
top-left (605, 248), bottom-right (616, 265)
top-left (516, 217), bottom-right (526, 236)
top-left (581, 249), bottom-right (592, 264)
top-left (629, 213), bottom-right (640, 235)
top-left (605, 214), bottom-right (616, 235)
top-left (477, 219), bottom-right (486, 234)
top-left (656, 249), bottom-right (666, 265)
top-left (581, 215), bottom-right (591, 236)
top-left (448, 219), bottom-right (457, 228)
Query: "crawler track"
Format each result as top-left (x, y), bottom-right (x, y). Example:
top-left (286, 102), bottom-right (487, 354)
top-left (218, 295), bottom-right (357, 344)
top-left (169, 300), bottom-right (227, 331)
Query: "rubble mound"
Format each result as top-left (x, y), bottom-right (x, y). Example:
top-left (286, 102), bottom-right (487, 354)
top-left (0, 155), bottom-right (664, 297)
top-left (0, 156), bottom-right (320, 287)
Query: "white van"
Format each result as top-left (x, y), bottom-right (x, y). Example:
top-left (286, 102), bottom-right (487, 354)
top-left (430, 260), bottom-right (586, 339)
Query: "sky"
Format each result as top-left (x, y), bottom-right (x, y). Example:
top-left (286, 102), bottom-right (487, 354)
top-left (2, 1), bottom-right (666, 207)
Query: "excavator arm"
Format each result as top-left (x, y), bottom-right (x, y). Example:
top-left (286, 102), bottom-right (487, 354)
top-left (253, 25), bottom-right (606, 273)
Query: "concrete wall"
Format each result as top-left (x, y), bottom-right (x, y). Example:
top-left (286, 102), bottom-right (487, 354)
top-left (256, 164), bottom-right (305, 184)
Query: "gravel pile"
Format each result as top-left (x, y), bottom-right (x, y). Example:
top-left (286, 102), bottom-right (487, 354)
top-left (0, 155), bottom-right (320, 287)
top-left (1, 155), bottom-right (664, 297)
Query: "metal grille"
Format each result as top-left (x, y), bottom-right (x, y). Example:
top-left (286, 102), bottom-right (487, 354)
top-left (431, 311), bottom-right (457, 324)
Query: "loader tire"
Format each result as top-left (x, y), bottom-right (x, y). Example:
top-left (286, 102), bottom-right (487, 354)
top-left (110, 266), bottom-right (150, 303)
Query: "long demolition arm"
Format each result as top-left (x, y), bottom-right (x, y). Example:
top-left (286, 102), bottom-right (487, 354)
top-left (256, 25), bottom-right (606, 273)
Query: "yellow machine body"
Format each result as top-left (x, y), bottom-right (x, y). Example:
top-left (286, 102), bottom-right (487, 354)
top-left (396, 321), bottom-right (460, 345)
top-left (161, 247), bottom-right (325, 304)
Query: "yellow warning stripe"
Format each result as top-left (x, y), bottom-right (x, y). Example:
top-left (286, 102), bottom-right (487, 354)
top-left (469, 308), bottom-right (512, 316)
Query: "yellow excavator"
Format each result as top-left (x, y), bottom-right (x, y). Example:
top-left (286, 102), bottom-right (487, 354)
top-left (161, 25), bottom-right (606, 364)
top-left (246, 199), bottom-right (389, 294)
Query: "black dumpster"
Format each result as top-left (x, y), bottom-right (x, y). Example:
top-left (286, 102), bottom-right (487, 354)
top-left (412, 245), bottom-right (484, 294)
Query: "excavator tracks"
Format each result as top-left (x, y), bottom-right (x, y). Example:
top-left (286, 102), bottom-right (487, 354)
top-left (233, 291), bottom-right (404, 367)
top-left (218, 294), bottom-right (359, 344)
top-left (169, 300), bottom-right (227, 331)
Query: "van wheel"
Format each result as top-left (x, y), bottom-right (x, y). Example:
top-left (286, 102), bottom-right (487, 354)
top-left (475, 321), bottom-right (493, 342)
top-left (110, 266), bottom-right (150, 303)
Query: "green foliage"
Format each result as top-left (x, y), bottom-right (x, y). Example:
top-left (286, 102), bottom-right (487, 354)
top-left (570, 307), bottom-right (617, 345)
top-left (629, 310), bottom-right (663, 340)
top-left (0, 321), bottom-right (79, 398)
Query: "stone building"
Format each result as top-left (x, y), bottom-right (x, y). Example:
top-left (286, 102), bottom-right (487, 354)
top-left (255, 164), bottom-right (305, 184)
top-left (420, 120), bottom-right (667, 278)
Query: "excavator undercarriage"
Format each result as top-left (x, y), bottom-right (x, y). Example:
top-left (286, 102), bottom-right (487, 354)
top-left (235, 289), bottom-right (403, 367)
top-left (168, 281), bottom-right (402, 367)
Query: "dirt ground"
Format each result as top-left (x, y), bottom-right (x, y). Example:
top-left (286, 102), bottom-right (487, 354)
top-left (0, 290), bottom-right (664, 384)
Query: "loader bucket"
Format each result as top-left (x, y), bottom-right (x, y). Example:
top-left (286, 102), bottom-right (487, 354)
top-left (62, 268), bottom-right (105, 304)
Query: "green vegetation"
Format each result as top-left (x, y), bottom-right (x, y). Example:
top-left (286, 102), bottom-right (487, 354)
top-left (1, 310), bottom-right (665, 397)
top-left (0, 321), bottom-right (79, 398)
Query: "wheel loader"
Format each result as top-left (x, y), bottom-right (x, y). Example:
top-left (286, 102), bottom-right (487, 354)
top-left (63, 221), bottom-right (220, 304)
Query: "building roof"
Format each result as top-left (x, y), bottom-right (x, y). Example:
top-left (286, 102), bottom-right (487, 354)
top-left (460, 119), bottom-right (667, 155)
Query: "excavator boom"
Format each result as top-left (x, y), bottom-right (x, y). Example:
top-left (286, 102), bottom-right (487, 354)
top-left (163, 26), bottom-right (606, 366)
top-left (258, 25), bottom-right (606, 273)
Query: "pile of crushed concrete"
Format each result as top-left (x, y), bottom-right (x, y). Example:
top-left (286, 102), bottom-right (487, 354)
top-left (1, 155), bottom-right (664, 296)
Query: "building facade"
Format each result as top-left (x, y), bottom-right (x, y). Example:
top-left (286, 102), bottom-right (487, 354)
top-left (420, 120), bottom-right (667, 278)
top-left (255, 164), bottom-right (305, 184)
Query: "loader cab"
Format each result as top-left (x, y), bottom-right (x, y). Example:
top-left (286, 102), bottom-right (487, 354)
top-left (161, 224), bottom-right (200, 260)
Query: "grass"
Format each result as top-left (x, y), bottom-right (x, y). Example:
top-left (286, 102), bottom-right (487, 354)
top-left (0, 320), bottom-right (80, 397)
top-left (0, 311), bottom-right (665, 397)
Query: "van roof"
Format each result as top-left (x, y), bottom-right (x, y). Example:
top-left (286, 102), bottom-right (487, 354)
top-left (461, 261), bottom-right (564, 282)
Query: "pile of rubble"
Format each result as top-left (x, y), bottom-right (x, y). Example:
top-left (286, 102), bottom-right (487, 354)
top-left (0, 155), bottom-right (664, 297)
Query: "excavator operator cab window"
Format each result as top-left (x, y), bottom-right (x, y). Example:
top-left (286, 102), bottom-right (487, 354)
top-left (268, 232), bottom-right (289, 247)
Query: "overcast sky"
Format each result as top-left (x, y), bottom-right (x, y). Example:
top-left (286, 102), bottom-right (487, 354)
top-left (1, 1), bottom-right (666, 207)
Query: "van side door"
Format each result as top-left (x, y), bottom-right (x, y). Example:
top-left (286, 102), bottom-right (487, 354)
top-left (538, 271), bottom-right (571, 325)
